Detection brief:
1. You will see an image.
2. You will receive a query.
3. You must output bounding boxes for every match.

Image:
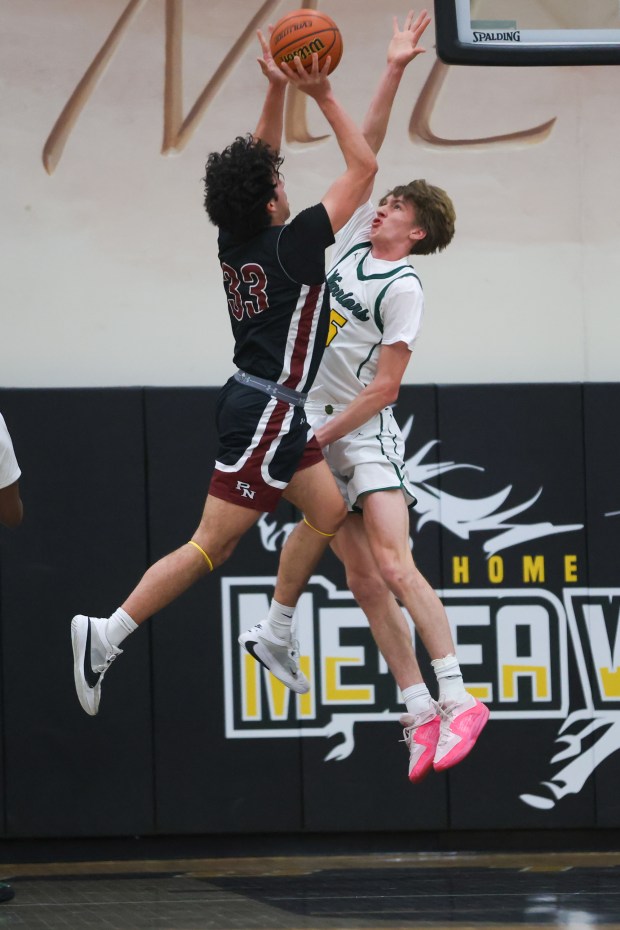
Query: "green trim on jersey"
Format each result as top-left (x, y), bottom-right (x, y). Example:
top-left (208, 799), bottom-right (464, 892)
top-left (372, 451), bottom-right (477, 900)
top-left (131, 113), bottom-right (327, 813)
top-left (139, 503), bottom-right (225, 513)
top-left (356, 341), bottom-right (381, 379)
top-left (372, 273), bottom-right (420, 333)
top-left (328, 241), bottom-right (372, 274)
top-left (356, 248), bottom-right (420, 283)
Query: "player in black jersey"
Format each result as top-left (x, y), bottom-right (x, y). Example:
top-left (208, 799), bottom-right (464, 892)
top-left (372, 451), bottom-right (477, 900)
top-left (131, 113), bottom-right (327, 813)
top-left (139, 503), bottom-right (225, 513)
top-left (70, 31), bottom-right (377, 713)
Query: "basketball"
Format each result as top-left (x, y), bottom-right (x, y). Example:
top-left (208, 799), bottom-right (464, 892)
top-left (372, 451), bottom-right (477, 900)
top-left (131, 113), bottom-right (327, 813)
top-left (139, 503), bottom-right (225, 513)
top-left (269, 9), bottom-right (343, 75)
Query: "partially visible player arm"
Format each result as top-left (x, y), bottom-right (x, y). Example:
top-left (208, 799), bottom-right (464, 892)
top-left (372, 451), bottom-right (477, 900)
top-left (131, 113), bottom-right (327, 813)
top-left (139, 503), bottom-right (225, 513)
top-left (0, 481), bottom-right (23, 528)
top-left (0, 417), bottom-right (23, 527)
top-left (314, 342), bottom-right (411, 448)
top-left (281, 54), bottom-right (377, 233)
top-left (253, 29), bottom-right (288, 150)
top-left (362, 9), bottom-right (430, 156)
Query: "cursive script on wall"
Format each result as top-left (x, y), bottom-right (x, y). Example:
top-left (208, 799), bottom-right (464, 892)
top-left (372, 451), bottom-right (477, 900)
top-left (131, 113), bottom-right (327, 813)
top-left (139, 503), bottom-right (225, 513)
top-left (42, 0), bottom-right (556, 175)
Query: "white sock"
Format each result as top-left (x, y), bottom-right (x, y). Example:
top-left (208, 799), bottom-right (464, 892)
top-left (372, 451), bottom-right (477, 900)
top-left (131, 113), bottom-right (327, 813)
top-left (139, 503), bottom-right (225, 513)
top-left (401, 683), bottom-right (433, 718)
top-left (264, 599), bottom-right (294, 642)
top-left (105, 607), bottom-right (138, 648)
top-left (431, 654), bottom-right (468, 703)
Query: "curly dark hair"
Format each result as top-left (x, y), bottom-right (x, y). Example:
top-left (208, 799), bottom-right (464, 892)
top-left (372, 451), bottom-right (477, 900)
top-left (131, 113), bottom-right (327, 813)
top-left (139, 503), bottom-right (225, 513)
top-left (204, 134), bottom-right (284, 241)
top-left (382, 180), bottom-right (456, 255)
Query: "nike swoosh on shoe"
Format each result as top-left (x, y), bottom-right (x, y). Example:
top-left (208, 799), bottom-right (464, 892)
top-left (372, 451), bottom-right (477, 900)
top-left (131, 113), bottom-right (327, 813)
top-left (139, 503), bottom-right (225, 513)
top-left (245, 640), bottom-right (269, 671)
top-left (83, 620), bottom-right (101, 689)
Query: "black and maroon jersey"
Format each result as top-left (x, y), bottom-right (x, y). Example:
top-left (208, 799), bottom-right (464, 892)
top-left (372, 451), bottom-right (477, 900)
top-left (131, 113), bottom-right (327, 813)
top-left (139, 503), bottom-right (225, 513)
top-left (217, 203), bottom-right (334, 394)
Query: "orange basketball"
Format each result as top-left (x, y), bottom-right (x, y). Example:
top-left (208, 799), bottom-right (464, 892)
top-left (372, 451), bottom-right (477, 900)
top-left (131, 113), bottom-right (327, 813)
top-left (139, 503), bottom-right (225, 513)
top-left (269, 9), bottom-right (343, 75)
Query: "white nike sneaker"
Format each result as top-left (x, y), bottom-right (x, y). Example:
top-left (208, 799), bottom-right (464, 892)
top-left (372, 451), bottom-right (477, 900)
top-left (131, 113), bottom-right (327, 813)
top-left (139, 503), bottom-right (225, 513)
top-left (238, 622), bottom-right (310, 694)
top-left (71, 615), bottom-right (122, 715)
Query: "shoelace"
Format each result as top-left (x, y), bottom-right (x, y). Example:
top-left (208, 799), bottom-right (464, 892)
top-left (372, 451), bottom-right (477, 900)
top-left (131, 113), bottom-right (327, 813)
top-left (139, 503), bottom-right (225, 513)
top-left (287, 640), bottom-right (301, 670)
top-left (436, 700), bottom-right (465, 746)
top-left (94, 651), bottom-right (119, 676)
top-left (400, 699), bottom-right (442, 746)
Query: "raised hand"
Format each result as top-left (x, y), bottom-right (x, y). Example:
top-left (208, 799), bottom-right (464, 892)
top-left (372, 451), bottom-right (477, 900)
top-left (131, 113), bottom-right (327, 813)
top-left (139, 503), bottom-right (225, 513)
top-left (256, 28), bottom-right (288, 86)
top-left (278, 52), bottom-right (332, 99)
top-left (387, 9), bottom-right (431, 67)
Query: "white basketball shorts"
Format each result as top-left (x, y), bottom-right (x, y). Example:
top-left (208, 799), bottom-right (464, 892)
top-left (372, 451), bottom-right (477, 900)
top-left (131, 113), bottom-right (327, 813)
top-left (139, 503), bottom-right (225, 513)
top-left (306, 403), bottom-right (417, 512)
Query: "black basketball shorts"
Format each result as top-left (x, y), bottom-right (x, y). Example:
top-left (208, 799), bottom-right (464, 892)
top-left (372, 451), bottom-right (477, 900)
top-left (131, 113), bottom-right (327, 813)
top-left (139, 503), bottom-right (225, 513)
top-left (208, 377), bottom-right (323, 512)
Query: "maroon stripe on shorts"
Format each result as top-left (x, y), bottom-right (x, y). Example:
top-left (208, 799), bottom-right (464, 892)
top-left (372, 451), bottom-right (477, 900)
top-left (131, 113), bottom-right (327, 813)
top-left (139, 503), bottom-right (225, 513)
top-left (208, 410), bottom-right (324, 513)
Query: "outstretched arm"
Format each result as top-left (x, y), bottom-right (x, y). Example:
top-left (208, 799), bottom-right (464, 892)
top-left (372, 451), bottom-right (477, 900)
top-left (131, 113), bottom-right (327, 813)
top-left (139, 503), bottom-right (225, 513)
top-left (281, 54), bottom-right (377, 233)
top-left (362, 9), bottom-right (431, 155)
top-left (253, 28), bottom-right (288, 150)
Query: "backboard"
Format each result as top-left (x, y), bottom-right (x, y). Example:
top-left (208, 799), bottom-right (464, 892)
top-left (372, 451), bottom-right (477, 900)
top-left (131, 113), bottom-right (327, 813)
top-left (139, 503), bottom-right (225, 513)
top-left (435, 0), bottom-right (620, 65)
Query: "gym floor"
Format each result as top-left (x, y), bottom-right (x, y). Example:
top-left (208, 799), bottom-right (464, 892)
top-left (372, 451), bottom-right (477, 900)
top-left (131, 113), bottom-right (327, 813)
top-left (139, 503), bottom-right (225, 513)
top-left (1, 835), bottom-right (619, 929)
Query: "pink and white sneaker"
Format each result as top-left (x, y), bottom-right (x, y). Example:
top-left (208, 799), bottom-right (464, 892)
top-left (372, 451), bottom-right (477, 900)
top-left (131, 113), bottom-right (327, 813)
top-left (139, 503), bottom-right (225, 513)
top-left (400, 705), bottom-right (441, 783)
top-left (433, 694), bottom-right (489, 772)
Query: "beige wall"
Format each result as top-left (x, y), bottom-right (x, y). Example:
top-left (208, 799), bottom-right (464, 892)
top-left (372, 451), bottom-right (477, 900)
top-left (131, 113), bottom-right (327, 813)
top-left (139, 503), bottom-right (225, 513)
top-left (2, 0), bottom-right (619, 387)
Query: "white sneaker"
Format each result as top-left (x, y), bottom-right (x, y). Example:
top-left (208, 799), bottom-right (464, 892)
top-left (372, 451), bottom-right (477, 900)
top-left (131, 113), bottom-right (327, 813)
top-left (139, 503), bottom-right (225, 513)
top-left (238, 622), bottom-right (310, 694)
top-left (71, 615), bottom-right (122, 715)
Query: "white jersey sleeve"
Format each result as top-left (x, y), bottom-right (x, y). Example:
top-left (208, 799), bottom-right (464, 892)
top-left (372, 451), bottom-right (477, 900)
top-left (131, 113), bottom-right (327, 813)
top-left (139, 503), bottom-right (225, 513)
top-left (0, 414), bottom-right (21, 489)
top-left (331, 201), bottom-right (375, 267)
top-left (381, 277), bottom-right (424, 351)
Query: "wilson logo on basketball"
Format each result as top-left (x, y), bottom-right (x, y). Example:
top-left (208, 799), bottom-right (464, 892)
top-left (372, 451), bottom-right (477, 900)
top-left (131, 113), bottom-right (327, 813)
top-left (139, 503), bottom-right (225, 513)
top-left (280, 38), bottom-right (326, 64)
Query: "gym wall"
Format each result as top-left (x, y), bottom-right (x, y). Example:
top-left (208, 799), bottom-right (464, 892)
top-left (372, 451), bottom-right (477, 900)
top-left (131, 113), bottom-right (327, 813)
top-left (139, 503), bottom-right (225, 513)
top-left (0, 383), bottom-right (618, 839)
top-left (2, 0), bottom-right (620, 389)
top-left (2, 0), bottom-right (619, 842)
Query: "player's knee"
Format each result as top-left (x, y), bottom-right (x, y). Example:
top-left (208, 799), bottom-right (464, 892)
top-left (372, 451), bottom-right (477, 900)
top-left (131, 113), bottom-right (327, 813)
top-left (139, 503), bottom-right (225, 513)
top-left (347, 567), bottom-right (388, 607)
top-left (192, 528), bottom-right (239, 571)
top-left (306, 495), bottom-right (347, 537)
top-left (376, 558), bottom-right (413, 599)
top-left (332, 496), bottom-right (348, 530)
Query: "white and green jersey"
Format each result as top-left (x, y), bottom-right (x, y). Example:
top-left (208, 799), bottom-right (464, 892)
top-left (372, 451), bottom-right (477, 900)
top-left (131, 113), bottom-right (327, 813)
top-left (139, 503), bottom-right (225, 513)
top-left (309, 201), bottom-right (424, 407)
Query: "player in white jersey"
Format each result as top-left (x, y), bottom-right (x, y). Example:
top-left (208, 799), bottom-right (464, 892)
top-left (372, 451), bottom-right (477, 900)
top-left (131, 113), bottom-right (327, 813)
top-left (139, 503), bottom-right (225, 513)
top-left (308, 10), bottom-right (489, 781)
top-left (0, 411), bottom-right (21, 903)
top-left (0, 412), bottom-right (23, 528)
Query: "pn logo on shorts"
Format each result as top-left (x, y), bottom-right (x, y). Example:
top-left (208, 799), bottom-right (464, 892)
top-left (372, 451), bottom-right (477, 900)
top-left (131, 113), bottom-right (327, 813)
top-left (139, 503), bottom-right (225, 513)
top-left (236, 481), bottom-right (255, 500)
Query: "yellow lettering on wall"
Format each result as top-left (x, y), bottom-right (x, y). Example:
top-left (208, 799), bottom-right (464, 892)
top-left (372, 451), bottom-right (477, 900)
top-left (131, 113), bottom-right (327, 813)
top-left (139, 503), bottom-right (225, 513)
top-left (298, 655), bottom-right (313, 716)
top-left (452, 556), bottom-right (470, 584)
top-left (243, 652), bottom-right (315, 720)
top-left (466, 685), bottom-right (492, 701)
top-left (503, 664), bottom-right (549, 699)
top-left (325, 658), bottom-right (372, 702)
top-left (523, 555), bottom-right (545, 583)
top-left (268, 675), bottom-right (290, 718)
top-left (243, 653), bottom-right (259, 719)
top-left (564, 554), bottom-right (578, 582)
top-left (600, 667), bottom-right (620, 698)
top-left (488, 555), bottom-right (504, 584)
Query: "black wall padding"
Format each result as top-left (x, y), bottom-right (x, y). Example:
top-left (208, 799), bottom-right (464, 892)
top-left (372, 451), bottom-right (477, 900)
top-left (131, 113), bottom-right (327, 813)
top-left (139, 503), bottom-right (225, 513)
top-left (0, 389), bottom-right (155, 837)
top-left (0, 383), bottom-right (617, 838)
